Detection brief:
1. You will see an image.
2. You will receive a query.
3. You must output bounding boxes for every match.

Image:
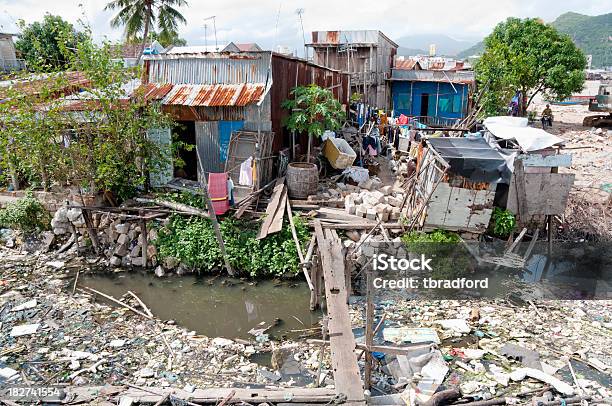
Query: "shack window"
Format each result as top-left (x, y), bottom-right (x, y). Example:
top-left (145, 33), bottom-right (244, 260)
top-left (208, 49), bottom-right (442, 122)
top-left (438, 94), bottom-right (462, 114)
top-left (396, 92), bottom-right (411, 111)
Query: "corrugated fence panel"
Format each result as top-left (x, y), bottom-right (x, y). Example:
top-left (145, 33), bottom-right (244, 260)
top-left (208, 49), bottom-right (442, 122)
top-left (195, 121), bottom-right (223, 176)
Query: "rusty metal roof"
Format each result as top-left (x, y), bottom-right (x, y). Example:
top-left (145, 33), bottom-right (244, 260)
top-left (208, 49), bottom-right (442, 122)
top-left (147, 83), bottom-right (267, 107)
top-left (394, 59), bottom-right (422, 70)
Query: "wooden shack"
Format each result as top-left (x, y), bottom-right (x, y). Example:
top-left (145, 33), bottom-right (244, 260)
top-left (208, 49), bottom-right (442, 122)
top-left (407, 137), bottom-right (511, 237)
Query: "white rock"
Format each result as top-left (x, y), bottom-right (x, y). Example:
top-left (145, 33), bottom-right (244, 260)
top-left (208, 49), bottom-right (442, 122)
top-left (212, 337), bottom-right (234, 347)
top-left (109, 339), bottom-right (126, 348)
top-left (11, 299), bottom-right (37, 312)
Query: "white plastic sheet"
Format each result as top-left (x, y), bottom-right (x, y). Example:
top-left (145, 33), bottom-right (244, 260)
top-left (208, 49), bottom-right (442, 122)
top-left (483, 116), bottom-right (565, 152)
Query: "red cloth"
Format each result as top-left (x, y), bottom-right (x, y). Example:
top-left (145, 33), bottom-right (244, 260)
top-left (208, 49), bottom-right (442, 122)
top-left (208, 172), bottom-right (229, 215)
top-left (397, 114), bottom-right (409, 125)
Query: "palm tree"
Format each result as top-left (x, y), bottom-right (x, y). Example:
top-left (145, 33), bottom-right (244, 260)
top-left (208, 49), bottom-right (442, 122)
top-left (105, 0), bottom-right (187, 60)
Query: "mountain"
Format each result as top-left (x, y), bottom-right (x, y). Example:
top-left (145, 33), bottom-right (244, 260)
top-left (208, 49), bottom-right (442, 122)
top-left (395, 34), bottom-right (478, 56)
top-left (552, 12), bottom-right (611, 68)
top-left (456, 12), bottom-right (612, 68)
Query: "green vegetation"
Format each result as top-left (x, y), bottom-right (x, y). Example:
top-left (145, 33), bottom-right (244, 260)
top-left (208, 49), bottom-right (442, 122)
top-left (0, 31), bottom-right (176, 202)
top-left (282, 84), bottom-right (346, 162)
top-left (459, 12), bottom-right (611, 69)
top-left (105, 0), bottom-right (188, 60)
top-left (15, 14), bottom-right (87, 72)
top-left (155, 215), bottom-right (310, 277)
top-left (489, 207), bottom-right (516, 238)
top-left (401, 229), bottom-right (469, 280)
top-left (0, 195), bottom-right (50, 232)
top-left (550, 12), bottom-right (611, 69)
top-left (401, 229), bottom-right (462, 244)
top-left (476, 17), bottom-right (586, 116)
top-left (155, 191), bottom-right (206, 210)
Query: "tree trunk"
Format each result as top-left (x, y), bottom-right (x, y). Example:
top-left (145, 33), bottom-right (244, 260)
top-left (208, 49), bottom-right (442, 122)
top-left (306, 133), bottom-right (312, 164)
top-left (138, 2), bottom-right (152, 63)
top-left (7, 154), bottom-right (19, 191)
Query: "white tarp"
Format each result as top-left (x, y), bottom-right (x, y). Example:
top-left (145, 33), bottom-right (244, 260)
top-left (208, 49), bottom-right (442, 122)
top-left (483, 116), bottom-right (565, 152)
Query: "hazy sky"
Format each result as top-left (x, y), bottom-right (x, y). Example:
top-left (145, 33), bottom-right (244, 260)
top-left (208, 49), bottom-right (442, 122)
top-left (0, 0), bottom-right (610, 56)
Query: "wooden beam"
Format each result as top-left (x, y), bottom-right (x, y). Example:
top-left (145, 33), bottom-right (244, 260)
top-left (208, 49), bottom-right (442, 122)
top-left (257, 178), bottom-right (286, 240)
top-left (313, 221), bottom-right (365, 405)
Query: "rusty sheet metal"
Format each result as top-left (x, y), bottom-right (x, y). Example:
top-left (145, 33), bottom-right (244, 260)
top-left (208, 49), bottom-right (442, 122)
top-left (0, 71), bottom-right (90, 100)
top-left (146, 53), bottom-right (270, 85)
top-left (139, 83), bottom-right (174, 101)
top-left (394, 59), bottom-right (421, 70)
top-left (161, 83), bottom-right (266, 107)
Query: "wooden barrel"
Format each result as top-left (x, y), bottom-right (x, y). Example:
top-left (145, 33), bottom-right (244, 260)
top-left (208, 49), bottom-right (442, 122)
top-left (286, 162), bottom-right (318, 199)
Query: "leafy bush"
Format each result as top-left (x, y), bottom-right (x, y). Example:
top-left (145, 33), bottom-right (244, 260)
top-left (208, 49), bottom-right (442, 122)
top-left (0, 195), bottom-right (50, 232)
top-left (401, 229), bottom-right (467, 280)
top-left (489, 207), bottom-right (516, 237)
top-left (155, 215), bottom-right (310, 277)
top-left (401, 229), bottom-right (461, 244)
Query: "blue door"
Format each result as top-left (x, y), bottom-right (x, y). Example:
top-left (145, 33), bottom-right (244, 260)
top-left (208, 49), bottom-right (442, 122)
top-left (218, 121), bottom-right (244, 162)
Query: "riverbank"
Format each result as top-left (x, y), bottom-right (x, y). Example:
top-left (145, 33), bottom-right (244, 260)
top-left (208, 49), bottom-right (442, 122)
top-left (0, 247), bottom-right (329, 390)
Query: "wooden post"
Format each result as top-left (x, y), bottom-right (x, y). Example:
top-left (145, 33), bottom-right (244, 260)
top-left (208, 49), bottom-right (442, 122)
top-left (364, 270), bottom-right (374, 390)
top-left (140, 214), bottom-right (148, 268)
top-left (196, 148), bottom-right (234, 276)
top-left (81, 209), bottom-right (100, 254)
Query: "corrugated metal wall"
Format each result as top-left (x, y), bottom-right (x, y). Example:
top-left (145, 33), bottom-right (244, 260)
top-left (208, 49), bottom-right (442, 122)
top-left (147, 53), bottom-right (271, 85)
top-left (195, 121), bottom-right (222, 176)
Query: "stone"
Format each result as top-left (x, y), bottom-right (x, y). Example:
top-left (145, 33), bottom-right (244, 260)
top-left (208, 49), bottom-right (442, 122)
top-left (116, 233), bottom-right (129, 245)
top-left (366, 208), bottom-right (377, 220)
top-left (346, 230), bottom-right (360, 242)
top-left (130, 245), bottom-right (141, 258)
top-left (381, 185), bottom-right (393, 195)
top-left (154, 266), bottom-right (165, 277)
top-left (131, 257), bottom-right (143, 267)
top-left (114, 242), bottom-right (129, 257)
top-left (136, 367), bottom-right (155, 378)
top-left (115, 223), bottom-right (129, 234)
top-left (109, 255), bottom-right (122, 267)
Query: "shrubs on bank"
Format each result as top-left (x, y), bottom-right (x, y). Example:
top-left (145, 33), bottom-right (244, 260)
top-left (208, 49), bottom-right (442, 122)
top-left (0, 195), bottom-right (50, 232)
top-left (155, 215), bottom-right (310, 277)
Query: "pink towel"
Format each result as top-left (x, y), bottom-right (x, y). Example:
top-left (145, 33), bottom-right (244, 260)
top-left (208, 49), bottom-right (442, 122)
top-left (208, 172), bottom-right (230, 215)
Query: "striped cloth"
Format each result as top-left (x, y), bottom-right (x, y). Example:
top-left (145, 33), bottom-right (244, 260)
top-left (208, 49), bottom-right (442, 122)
top-left (208, 172), bottom-right (229, 215)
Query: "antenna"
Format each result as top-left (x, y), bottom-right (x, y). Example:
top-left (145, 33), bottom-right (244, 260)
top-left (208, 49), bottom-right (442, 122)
top-left (204, 16), bottom-right (218, 51)
top-left (295, 8), bottom-right (306, 59)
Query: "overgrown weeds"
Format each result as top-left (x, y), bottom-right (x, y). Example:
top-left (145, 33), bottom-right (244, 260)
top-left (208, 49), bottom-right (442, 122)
top-left (0, 195), bottom-right (50, 232)
top-left (155, 215), bottom-right (310, 277)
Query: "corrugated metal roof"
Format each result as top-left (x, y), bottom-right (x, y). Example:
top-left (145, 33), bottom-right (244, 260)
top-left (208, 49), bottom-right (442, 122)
top-left (389, 69), bottom-right (475, 84)
top-left (394, 59), bottom-right (422, 70)
top-left (145, 52), bottom-right (270, 85)
top-left (309, 30), bottom-right (398, 48)
top-left (158, 83), bottom-right (266, 107)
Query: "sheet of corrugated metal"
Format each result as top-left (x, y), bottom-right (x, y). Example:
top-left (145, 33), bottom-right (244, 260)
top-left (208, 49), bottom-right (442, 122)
top-left (147, 53), bottom-right (270, 85)
top-left (159, 83), bottom-right (266, 106)
top-left (390, 69), bottom-right (475, 84)
top-left (195, 121), bottom-right (223, 175)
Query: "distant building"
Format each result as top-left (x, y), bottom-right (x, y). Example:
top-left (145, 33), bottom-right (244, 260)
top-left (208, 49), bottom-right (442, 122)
top-left (389, 56), bottom-right (475, 125)
top-left (307, 30), bottom-right (398, 109)
top-left (223, 42), bottom-right (262, 52)
top-left (0, 33), bottom-right (25, 72)
top-left (111, 41), bottom-right (165, 67)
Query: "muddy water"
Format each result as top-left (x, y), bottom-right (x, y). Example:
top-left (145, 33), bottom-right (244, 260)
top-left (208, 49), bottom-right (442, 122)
top-left (80, 272), bottom-right (321, 339)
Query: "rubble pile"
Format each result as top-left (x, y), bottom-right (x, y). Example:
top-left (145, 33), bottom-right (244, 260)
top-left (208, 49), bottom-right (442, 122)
top-left (349, 299), bottom-right (612, 403)
top-left (344, 186), bottom-right (404, 222)
top-left (0, 248), bottom-right (331, 389)
top-left (50, 207), bottom-right (160, 269)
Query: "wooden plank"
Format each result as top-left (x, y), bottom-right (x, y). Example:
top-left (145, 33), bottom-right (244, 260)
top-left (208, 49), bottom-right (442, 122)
top-left (523, 173), bottom-right (575, 216)
top-left (256, 178), bottom-right (285, 240)
top-left (268, 186), bottom-right (287, 234)
top-left (60, 386), bottom-right (337, 404)
top-left (513, 160), bottom-right (529, 222)
top-left (313, 221), bottom-right (365, 405)
top-left (286, 197), bottom-right (314, 291)
top-left (364, 270), bottom-right (374, 390)
top-left (520, 154), bottom-right (572, 168)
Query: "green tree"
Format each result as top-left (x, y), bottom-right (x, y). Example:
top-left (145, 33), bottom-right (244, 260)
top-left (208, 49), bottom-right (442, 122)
top-left (0, 32), bottom-right (176, 201)
top-left (282, 84), bottom-right (346, 163)
top-left (105, 0), bottom-right (188, 61)
top-left (475, 17), bottom-right (586, 116)
top-left (15, 14), bottom-right (86, 72)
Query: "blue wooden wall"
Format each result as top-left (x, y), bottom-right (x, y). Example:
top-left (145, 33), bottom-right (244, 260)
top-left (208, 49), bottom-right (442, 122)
top-left (391, 81), bottom-right (469, 119)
